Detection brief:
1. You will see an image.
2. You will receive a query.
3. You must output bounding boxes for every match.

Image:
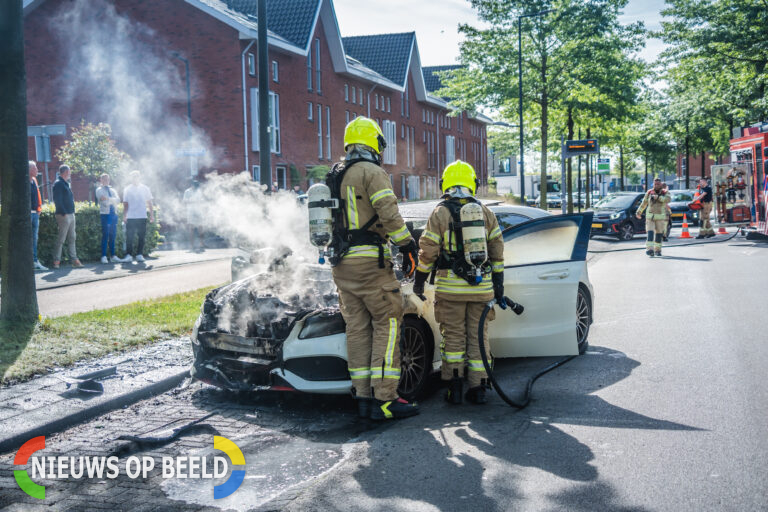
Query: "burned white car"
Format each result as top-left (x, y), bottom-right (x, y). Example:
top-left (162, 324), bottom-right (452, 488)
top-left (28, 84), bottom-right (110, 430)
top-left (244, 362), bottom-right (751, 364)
top-left (191, 205), bottom-right (595, 400)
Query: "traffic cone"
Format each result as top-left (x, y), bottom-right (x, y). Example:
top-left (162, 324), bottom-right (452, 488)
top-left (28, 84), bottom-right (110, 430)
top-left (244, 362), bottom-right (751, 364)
top-left (679, 214), bottom-right (692, 239)
top-left (718, 226), bottom-right (728, 234)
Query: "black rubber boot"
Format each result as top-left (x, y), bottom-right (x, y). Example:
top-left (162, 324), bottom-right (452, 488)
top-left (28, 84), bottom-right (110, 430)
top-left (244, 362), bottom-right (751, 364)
top-left (370, 397), bottom-right (420, 420)
top-left (355, 397), bottom-right (372, 419)
top-left (445, 369), bottom-right (463, 405)
top-left (465, 379), bottom-right (488, 405)
top-left (646, 249), bottom-right (654, 257)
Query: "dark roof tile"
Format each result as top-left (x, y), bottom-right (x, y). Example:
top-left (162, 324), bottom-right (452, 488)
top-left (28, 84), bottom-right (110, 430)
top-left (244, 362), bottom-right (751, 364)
top-left (342, 32), bottom-right (414, 86)
top-left (422, 65), bottom-right (463, 93)
top-left (224, 0), bottom-right (320, 48)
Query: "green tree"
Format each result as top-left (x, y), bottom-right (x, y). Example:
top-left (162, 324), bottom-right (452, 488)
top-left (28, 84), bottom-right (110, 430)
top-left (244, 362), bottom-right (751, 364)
top-left (0, 0), bottom-right (38, 323)
top-left (56, 121), bottom-right (129, 185)
top-left (440, 0), bottom-right (645, 209)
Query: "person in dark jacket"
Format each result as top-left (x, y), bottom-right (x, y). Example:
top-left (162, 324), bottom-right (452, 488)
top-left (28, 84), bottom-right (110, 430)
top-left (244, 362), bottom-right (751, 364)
top-left (29, 161), bottom-right (48, 270)
top-left (52, 165), bottom-right (82, 268)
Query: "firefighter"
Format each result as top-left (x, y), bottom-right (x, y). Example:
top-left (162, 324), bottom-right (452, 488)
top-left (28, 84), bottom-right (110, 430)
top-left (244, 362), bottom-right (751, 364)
top-left (412, 160), bottom-right (504, 405)
top-left (329, 117), bottom-right (420, 420)
top-left (636, 177), bottom-right (671, 257)
top-left (695, 177), bottom-right (715, 238)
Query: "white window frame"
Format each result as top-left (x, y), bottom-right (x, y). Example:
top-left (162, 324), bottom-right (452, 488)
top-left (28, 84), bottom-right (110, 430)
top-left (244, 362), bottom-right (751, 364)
top-left (308, 102), bottom-right (313, 121)
top-left (351, 86), bottom-right (356, 104)
top-left (250, 88), bottom-right (281, 154)
top-left (248, 53), bottom-right (256, 76)
top-left (317, 104), bottom-right (323, 159)
top-left (446, 135), bottom-right (456, 164)
top-left (358, 88), bottom-right (363, 105)
top-left (381, 120), bottom-right (397, 165)
top-left (387, 97), bottom-right (391, 113)
top-left (314, 38), bottom-right (322, 94)
top-left (272, 60), bottom-right (279, 82)
top-left (375, 95), bottom-right (379, 111)
top-left (325, 106), bottom-right (331, 161)
top-left (306, 52), bottom-right (312, 91)
top-left (252, 165), bottom-right (260, 182)
top-left (345, 84), bottom-right (349, 102)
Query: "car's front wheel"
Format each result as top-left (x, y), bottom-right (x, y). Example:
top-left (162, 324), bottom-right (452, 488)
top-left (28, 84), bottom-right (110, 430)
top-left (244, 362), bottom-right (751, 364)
top-left (619, 222), bottom-right (635, 241)
top-left (577, 285), bottom-right (591, 355)
top-left (398, 316), bottom-right (434, 401)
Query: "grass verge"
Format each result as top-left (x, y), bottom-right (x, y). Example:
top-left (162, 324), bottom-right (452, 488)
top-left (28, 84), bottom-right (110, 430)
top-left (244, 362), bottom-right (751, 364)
top-left (0, 285), bottom-right (219, 385)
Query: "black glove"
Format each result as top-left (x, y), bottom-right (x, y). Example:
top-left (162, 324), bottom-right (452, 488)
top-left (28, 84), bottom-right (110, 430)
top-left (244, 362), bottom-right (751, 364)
top-left (413, 270), bottom-right (429, 301)
top-left (491, 272), bottom-right (505, 308)
top-left (400, 239), bottom-right (418, 278)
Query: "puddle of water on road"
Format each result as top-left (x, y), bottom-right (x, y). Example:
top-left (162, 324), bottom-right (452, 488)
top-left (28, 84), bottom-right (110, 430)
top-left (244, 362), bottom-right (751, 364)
top-left (161, 433), bottom-right (346, 510)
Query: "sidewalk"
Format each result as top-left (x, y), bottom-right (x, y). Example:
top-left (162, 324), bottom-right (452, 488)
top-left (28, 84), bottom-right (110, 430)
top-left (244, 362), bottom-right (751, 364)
top-left (9, 248), bottom-right (238, 292)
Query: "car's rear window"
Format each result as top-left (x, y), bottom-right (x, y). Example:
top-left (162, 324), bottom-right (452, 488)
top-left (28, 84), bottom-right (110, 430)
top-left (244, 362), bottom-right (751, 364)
top-left (496, 213), bottom-right (530, 230)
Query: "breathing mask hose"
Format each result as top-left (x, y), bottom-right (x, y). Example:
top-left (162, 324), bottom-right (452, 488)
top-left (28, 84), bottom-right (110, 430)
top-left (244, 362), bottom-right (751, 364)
top-left (478, 297), bottom-right (576, 409)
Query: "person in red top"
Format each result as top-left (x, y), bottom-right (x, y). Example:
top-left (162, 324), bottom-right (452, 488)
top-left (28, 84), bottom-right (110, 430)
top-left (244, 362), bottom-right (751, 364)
top-left (29, 161), bottom-right (47, 271)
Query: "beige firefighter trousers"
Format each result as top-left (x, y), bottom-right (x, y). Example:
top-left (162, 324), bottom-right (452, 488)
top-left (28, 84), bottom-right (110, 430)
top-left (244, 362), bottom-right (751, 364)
top-left (435, 299), bottom-right (495, 388)
top-left (332, 258), bottom-right (403, 401)
top-left (699, 202), bottom-right (714, 235)
top-left (645, 218), bottom-right (667, 254)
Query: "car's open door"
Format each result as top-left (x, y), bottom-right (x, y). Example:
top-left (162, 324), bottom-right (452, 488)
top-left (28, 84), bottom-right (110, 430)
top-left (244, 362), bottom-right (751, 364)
top-left (488, 212), bottom-right (592, 357)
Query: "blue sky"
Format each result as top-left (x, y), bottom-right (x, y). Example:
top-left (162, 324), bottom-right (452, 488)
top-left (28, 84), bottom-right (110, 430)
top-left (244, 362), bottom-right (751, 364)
top-left (334, 0), bottom-right (668, 66)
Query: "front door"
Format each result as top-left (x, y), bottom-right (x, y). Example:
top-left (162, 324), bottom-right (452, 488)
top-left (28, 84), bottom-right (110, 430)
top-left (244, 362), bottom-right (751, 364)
top-left (488, 213), bottom-right (592, 357)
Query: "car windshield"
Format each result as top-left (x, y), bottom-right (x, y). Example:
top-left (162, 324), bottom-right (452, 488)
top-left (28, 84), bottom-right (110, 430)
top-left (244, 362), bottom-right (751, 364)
top-left (594, 194), bottom-right (636, 209)
top-left (671, 192), bottom-right (693, 202)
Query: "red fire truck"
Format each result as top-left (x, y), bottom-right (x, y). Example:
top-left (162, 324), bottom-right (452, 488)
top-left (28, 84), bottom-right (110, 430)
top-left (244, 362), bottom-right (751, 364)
top-left (727, 124), bottom-right (768, 228)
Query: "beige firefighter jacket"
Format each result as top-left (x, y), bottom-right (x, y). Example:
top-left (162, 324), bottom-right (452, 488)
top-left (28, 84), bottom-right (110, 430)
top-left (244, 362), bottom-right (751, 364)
top-left (416, 199), bottom-right (504, 302)
top-left (338, 160), bottom-right (412, 260)
top-left (637, 189), bottom-right (671, 220)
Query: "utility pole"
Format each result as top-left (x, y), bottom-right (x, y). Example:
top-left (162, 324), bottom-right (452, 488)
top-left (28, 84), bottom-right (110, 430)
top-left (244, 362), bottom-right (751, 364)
top-left (258, 0), bottom-right (271, 191)
top-left (0, 0), bottom-right (39, 322)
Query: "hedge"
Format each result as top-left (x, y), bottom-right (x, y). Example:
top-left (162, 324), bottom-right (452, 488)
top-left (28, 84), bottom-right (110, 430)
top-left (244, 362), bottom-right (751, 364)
top-left (1, 202), bottom-right (161, 266)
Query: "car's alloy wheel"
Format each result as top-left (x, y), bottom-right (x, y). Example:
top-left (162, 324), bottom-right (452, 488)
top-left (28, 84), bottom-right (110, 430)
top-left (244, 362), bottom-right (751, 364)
top-left (398, 316), bottom-right (434, 401)
top-left (577, 285), bottom-right (591, 355)
top-left (619, 222), bottom-right (634, 241)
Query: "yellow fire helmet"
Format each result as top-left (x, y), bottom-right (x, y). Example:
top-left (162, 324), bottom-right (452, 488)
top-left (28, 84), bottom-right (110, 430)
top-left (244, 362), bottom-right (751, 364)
top-left (440, 160), bottom-right (478, 195)
top-left (343, 116), bottom-right (387, 154)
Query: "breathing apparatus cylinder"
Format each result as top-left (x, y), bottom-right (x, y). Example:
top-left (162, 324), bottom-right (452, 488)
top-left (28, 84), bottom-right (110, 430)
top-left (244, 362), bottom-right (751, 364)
top-left (307, 183), bottom-right (337, 264)
top-left (459, 202), bottom-right (488, 284)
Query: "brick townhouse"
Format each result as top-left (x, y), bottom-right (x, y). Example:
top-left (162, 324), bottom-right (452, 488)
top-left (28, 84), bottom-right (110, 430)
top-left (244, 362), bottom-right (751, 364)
top-left (23, 0), bottom-right (489, 200)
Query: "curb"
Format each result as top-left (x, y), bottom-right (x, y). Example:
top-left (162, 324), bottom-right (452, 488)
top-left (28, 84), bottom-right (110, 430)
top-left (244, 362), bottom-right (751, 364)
top-left (0, 369), bottom-right (189, 455)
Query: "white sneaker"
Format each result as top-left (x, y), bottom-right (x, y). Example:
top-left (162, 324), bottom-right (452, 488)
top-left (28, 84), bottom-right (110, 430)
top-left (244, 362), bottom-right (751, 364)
top-left (33, 261), bottom-right (48, 271)
top-left (101, 256), bottom-right (109, 264)
top-left (110, 256), bottom-right (122, 263)
top-left (136, 254), bottom-right (145, 262)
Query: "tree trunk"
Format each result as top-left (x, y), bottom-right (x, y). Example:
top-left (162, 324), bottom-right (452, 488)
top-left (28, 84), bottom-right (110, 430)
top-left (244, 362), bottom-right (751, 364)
top-left (539, 54), bottom-right (548, 210)
top-left (566, 108), bottom-right (574, 214)
top-left (0, 0), bottom-right (39, 323)
top-left (619, 145), bottom-right (625, 191)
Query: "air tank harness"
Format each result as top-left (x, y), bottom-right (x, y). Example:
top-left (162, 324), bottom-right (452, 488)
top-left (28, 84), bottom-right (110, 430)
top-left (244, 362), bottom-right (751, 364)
top-left (478, 297), bottom-right (577, 409)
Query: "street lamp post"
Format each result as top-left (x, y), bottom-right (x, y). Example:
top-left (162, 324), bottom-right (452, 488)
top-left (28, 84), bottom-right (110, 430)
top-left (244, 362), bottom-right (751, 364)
top-left (517, 9), bottom-right (553, 206)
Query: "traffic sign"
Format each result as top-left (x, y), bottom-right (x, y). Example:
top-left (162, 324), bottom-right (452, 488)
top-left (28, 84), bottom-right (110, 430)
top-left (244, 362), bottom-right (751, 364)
top-left (176, 147), bottom-right (206, 157)
top-left (27, 124), bottom-right (66, 137)
top-left (564, 139), bottom-right (599, 157)
top-left (597, 158), bottom-right (610, 174)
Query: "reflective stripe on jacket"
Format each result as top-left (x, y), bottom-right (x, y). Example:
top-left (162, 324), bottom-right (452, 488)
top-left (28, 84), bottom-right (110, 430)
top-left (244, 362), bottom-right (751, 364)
top-left (637, 190), bottom-right (671, 220)
top-left (416, 200), bottom-right (504, 302)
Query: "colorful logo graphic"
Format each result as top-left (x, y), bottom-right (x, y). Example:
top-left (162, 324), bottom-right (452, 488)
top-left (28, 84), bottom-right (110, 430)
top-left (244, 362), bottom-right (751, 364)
top-left (213, 436), bottom-right (245, 499)
top-left (14, 436), bottom-right (46, 499)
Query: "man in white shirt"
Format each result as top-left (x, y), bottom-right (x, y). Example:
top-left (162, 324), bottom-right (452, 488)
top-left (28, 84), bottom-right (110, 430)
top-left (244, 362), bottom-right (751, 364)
top-left (122, 170), bottom-right (154, 263)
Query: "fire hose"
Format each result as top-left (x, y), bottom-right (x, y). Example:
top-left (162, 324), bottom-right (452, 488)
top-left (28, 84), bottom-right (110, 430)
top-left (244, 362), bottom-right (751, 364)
top-left (478, 297), bottom-right (576, 409)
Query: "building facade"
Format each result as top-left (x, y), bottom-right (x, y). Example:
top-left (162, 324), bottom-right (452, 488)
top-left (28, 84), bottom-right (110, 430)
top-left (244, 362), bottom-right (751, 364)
top-left (23, 0), bottom-right (489, 200)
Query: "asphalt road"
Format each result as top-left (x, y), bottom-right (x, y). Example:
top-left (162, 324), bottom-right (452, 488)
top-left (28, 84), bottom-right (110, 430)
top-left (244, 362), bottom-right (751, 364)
top-left (3, 230), bottom-right (766, 511)
top-left (36, 258), bottom-right (231, 317)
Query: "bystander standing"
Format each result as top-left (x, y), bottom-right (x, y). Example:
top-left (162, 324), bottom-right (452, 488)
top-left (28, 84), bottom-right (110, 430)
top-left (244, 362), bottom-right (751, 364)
top-left (696, 178), bottom-right (715, 239)
top-left (95, 173), bottom-right (125, 263)
top-left (29, 161), bottom-right (48, 271)
top-left (122, 170), bottom-right (154, 263)
top-left (52, 165), bottom-right (82, 269)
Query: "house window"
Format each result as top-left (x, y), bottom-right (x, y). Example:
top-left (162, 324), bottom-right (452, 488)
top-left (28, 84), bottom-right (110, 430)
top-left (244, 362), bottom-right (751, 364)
top-left (308, 102), bottom-right (313, 121)
top-left (358, 88), bottom-right (363, 105)
top-left (272, 61), bottom-right (279, 82)
top-left (381, 120), bottom-right (397, 165)
top-left (375, 95), bottom-right (379, 111)
top-left (410, 127), bottom-right (415, 167)
top-left (345, 110), bottom-right (350, 124)
top-left (400, 92), bottom-right (404, 116)
top-left (276, 166), bottom-right (287, 189)
top-left (446, 135), bottom-right (455, 164)
top-left (325, 106), bottom-right (331, 161)
top-left (248, 53), bottom-right (256, 76)
top-left (387, 97), bottom-right (391, 113)
top-left (422, 109), bottom-right (425, 123)
top-left (317, 104), bottom-right (323, 159)
top-left (345, 84), bottom-right (349, 102)
top-left (314, 38), bottom-right (322, 94)
top-left (250, 88), bottom-right (281, 153)
top-left (306, 51), bottom-right (312, 91)
top-left (252, 165), bottom-right (260, 183)
top-left (351, 86), bottom-right (356, 104)
top-left (405, 84), bottom-right (409, 118)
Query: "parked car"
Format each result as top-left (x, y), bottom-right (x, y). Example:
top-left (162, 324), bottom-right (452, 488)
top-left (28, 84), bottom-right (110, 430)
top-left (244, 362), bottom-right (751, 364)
top-left (191, 203), bottom-right (595, 399)
top-left (667, 190), bottom-right (700, 226)
top-left (589, 192), bottom-right (671, 241)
